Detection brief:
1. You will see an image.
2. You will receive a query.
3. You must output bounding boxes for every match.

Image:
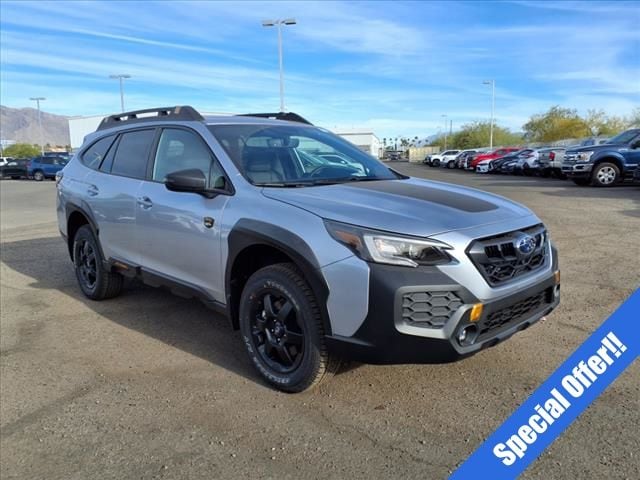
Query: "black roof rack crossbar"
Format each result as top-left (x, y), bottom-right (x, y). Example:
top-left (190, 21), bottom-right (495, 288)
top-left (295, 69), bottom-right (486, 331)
top-left (238, 112), bottom-right (313, 125)
top-left (97, 106), bottom-right (204, 131)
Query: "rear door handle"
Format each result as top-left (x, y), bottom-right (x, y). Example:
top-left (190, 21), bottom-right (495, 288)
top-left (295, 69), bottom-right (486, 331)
top-left (87, 185), bottom-right (99, 196)
top-left (137, 196), bottom-right (153, 209)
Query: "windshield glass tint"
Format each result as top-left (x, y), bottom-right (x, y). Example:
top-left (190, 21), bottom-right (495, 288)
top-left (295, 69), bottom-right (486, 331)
top-left (208, 124), bottom-right (397, 186)
top-left (607, 130), bottom-right (638, 144)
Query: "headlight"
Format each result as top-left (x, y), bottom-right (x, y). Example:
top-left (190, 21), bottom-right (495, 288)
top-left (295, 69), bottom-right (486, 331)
top-left (575, 151), bottom-right (594, 162)
top-left (324, 220), bottom-right (454, 267)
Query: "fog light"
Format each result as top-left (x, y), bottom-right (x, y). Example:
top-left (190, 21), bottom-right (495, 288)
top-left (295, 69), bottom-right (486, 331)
top-left (457, 325), bottom-right (479, 346)
top-left (469, 303), bottom-right (483, 323)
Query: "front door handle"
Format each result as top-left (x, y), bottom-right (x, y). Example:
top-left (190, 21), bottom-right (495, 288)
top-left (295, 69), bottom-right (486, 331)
top-left (87, 185), bottom-right (99, 197)
top-left (136, 196), bottom-right (153, 209)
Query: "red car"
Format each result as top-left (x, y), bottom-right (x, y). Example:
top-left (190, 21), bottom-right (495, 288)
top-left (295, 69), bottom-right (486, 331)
top-left (470, 147), bottom-right (521, 169)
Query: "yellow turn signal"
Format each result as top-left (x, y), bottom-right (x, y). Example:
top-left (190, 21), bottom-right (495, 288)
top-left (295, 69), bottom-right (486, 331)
top-left (554, 270), bottom-right (561, 284)
top-left (470, 303), bottom-right (484, 323)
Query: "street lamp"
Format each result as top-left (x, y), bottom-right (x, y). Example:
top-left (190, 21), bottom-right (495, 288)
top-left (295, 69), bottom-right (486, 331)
top-left (483, 79), bottom-right (495, 149)
top-left (262, 18), bottom-right (296, 112)
top-left (441, 114), bottom-right (448, 150)
top-left (109, 74), bottom-right (131, 112)
top-left (29, 97), bottom-right (46, 155)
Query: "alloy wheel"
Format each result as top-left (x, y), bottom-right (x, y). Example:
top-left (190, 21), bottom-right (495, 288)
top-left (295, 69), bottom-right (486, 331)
top-left (77, 239), bottom-right (97, 290)
top-left (596, 166), bottom-right (616, 184)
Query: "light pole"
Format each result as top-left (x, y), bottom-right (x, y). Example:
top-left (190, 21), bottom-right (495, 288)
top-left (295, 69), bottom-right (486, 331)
top-left (441, 114), bottom-right (448, 150)
top-left (29, 97), bottom-right (46, 155)
top-left (483, 79), bottom-right (495, 149)
top-left (109, 74), bottom-right (131, 112)
top-left (262, 18), bottom-right (296, 112)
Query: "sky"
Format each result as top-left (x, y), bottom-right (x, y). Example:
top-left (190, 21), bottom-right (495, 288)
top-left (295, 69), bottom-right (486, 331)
top-left (1, 0), bottom-right (639, 139)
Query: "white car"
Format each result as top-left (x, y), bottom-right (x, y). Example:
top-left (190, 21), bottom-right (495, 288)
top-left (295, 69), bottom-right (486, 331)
top-left (424, 150), bottom-right (461, 168)
top-left (475, 159), bottom-right (493, 173)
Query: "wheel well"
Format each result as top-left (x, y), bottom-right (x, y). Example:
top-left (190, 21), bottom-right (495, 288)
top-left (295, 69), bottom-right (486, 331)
top-left (228, 244), bottom-right (292, 330)
top-left (593, 157), bottom-right (623, 171)
top-left (67, 211), bottom-right (90, 259)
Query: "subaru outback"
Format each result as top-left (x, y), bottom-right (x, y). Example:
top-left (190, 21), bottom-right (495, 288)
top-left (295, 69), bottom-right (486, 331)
top-left (57, 106), bottom-right (560, 392)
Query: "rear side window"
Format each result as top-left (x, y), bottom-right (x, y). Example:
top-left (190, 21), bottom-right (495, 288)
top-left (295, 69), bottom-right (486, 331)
top-left (110, 129), bottom-right (155, 179)
top-left (82, 135), bottom-right (115, 170)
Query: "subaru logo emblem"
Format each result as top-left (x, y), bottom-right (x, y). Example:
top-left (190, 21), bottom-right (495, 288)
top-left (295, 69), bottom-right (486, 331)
top-left (515, 234), bottom-right (536, 256)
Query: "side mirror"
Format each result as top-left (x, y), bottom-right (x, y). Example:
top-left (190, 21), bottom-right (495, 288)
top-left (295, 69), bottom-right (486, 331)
top-left (165, 169), bottom-right (208, 194)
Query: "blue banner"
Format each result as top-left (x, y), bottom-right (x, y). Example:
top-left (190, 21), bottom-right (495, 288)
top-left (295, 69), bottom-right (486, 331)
top-left (450, 288), bottom-right (639, 480)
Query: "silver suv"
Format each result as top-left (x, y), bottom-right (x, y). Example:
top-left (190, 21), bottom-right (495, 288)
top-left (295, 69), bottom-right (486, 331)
top-left (57, 106), bottom-right (560, 392)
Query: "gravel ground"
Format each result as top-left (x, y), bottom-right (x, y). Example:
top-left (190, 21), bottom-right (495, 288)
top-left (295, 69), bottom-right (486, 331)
top-left (1, 168), bottom-right (639, 480)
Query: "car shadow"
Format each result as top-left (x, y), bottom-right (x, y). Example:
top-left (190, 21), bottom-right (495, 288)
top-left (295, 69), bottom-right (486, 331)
top-left (0, 235), bottom-right (268, 386)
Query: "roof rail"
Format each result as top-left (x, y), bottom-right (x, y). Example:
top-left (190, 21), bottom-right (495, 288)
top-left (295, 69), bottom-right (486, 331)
top-left (238, 112), bottom-right (313, 125)
top-left (97, 106), bottom-right (204, 131)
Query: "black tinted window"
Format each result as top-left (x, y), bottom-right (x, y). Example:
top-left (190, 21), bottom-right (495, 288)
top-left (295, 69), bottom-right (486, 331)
top-left (40, 157), bottom-right (54, 165)
top-left (82, 135), bottom-right (115, 170)
top-left (153, 129), bottom-right (217, 183)
top-left (111, 130), bottom-right (155, 179)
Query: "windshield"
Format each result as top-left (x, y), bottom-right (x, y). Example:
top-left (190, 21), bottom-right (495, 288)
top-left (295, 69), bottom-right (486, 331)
top-left (606, 130), bottom-right (639, 145)
top-left (209, 124), bottom-right (399, 186)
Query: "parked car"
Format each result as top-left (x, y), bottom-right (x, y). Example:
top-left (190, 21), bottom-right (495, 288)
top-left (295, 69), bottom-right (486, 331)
top-left (424, 150), bottom-right (460, 167)
top-left (478, 149), bottom-right (534, 175)
top-left (488, 151), bottom-right (525, 173)
top-left (470, 147), bottom-right (520, 170)
top-left (562, 128), bottom-right (640, 186)
top-left (0, 158), bottom-right (30, 179)
top-left (1, 156), bottom-right (15, 166)
top-left (538, 147), bottom-right (566, 178)
top-left (57, 105), bottom-right (560, 392)
top-left (28, 155), bottom-right (69, 181)
top-left (497, 159), bottom-right (520, 174)
top-left (454, 150), bottom-right (478, 169)
top-left (634, 165), bottom-right (640, 184)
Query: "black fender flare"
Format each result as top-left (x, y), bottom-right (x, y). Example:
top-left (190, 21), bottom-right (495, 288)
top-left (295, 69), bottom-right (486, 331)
top-left (65, 201), bottom-right (106, 264)
top-left (225, 219), bottom-right (332, 335)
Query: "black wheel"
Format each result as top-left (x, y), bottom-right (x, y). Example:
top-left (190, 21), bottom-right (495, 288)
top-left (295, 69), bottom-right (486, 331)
top-left (73, 225), bottom-right (123, 300)
top-left (591, 162), bottom-right (619, 187)
top-left (239, 263), bottom-right (339, 392)
top-left (447, 160), bottom-right (455, 169)
top-left (572, 178), bottom-right (590, 186)
top-left (33, 170), bottom-right (44, 181)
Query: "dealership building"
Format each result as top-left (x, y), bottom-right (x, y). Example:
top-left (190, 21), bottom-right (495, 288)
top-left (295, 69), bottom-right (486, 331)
top-left (68, 114), bottom-right (381, 157)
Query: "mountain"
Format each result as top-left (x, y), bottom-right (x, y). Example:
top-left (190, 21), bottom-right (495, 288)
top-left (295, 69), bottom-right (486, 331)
top-left (0, 105), bottom-right (70, 147)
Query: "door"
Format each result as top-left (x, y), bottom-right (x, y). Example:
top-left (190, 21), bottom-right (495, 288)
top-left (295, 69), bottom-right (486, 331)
top-left (136, 127), bottom-right (230, 302)
top-left (84, 129), bottom-right (156, 264)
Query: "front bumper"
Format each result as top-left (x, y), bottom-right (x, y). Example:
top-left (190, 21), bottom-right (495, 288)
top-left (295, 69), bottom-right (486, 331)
top-left (561, 162), bottom-right (593, 178)
top-left (326, 249), bottom-right (560, 364)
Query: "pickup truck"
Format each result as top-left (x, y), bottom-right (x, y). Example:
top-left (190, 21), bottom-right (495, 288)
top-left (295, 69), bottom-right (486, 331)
top-left (562, 129), bottom-right (640, 186)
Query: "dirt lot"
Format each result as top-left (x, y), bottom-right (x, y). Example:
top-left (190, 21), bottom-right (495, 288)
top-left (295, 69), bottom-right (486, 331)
top-left (1, 168), bottom-right (639, 480)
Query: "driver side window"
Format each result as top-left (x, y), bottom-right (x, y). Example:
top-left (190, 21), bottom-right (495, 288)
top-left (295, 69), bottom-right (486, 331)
top-left (153, 128), bottom-right (223, 186)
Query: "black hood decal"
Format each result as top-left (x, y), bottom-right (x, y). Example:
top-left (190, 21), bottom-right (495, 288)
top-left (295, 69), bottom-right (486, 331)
top-left (344, 181), bottom-right (498, 213)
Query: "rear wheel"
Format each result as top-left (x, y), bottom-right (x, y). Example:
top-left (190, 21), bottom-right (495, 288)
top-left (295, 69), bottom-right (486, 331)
top-left (447, 160), bottom-right (455, 169)
top-left (33, 170), bottom-right (44, 181)
top-left (239, 263), bottom-right (339, 392)
top-left (73, 225), bottom-right (123, 300)
top-left (591, 162), bottom-right (619, 187)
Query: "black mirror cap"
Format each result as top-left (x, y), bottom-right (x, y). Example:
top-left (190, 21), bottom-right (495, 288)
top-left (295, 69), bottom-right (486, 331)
top-left (165, 169), bottom-right (207, 193)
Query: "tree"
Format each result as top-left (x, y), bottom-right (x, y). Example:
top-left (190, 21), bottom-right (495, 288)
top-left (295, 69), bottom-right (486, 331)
top-left (523, 106), bottom-right (590, 142)
top-left (430, 121), bottom-right (522, 149)
top-left (585, 109), bottom-right (628, 137)
top-left (2, 143), bottom-right (40, 158)
top-left (627, 107), bottom-right (640, 128)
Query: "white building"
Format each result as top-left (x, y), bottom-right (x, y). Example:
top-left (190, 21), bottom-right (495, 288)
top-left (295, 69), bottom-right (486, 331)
top-left (69, 114), bottom-right (381, 157)
top-left (332, 129), bottom-right (382, 158)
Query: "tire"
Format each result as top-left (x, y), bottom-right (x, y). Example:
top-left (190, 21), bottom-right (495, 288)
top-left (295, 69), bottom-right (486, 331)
top-left (591, 162), bottom-right (620, 187)
top-left (239, 263), bottom-right (339, 392)
top-left (73, 225), bottom-right (123, 300)
top-left (33, 170), bottom-right (44, 181)
top-left (447, 160), bottom-right (455, 169)
top-left (572, 178), bottom-right (590, 186)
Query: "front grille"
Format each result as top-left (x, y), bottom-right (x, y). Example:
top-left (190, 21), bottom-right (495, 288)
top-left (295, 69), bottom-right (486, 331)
top-left (401, 291), bottom-right (463, 328)
top-left (467, 224), bottom-right (548, 286)
top-left (478, 290), bottom-right (549, 338)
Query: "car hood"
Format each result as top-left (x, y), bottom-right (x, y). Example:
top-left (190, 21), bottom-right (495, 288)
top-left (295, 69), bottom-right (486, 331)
top-left (261, 178), bottom-right (534, 237)
top-left (567, 143), bottom-right (623, 153)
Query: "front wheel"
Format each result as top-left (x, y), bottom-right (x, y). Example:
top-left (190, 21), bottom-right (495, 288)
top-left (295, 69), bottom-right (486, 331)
top-left (33, 170), bottom-right (44, 181)
top-left (591, 162), bottom-right (619, 187)
top-left (239, 263), bottom-right (339, 392)
top-left (447, 160), bottom-right (455, 169)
